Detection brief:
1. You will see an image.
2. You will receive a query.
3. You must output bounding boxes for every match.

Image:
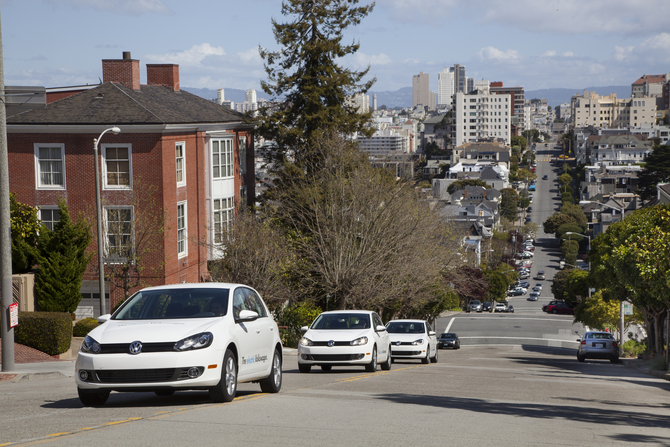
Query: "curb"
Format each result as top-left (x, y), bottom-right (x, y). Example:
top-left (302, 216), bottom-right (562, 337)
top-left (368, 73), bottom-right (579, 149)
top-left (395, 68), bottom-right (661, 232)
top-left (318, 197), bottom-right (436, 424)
top-left (621, 359), bottom-right (670, 382)
top-left (1, 371), bottom-right (69, 383)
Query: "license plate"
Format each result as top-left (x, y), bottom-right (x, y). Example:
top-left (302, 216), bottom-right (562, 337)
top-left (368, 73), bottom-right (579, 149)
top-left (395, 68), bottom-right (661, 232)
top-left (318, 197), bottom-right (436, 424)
top-left (593, 343), bottom-right (606, 348)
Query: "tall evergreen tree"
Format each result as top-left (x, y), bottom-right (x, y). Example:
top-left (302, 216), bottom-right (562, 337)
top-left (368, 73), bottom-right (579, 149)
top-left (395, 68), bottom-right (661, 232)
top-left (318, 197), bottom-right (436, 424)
top-left (637, 143), bottom-right (670, 201)
top-left (35, 200), bottom-right (92, 313)
top-left (257, 0), bottom-right (376, 168)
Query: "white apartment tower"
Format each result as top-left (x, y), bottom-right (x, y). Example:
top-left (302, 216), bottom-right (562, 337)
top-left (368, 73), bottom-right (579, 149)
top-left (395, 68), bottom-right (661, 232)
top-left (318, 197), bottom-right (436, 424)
top-left (570, 91), bottom-right (657, 129)
top-left (245, 89), bottom-right (257, 104)
top-left (373, 94), bottom-right (377, 111)
top-left (437, 64), bottom-right (468, 107)
top-left (454, 90), bottom-right (511, 147)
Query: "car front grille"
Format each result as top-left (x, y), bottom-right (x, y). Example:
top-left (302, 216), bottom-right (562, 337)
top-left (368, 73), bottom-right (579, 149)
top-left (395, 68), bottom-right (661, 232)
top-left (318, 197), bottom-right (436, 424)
top-left (99, 342), bottom-right (177, 354)
top-left (391, 350), bottom-right (421, 356)
top-left (94, 367), bottom-right (199, 383)
top-left (304, 354), bottom-right (364, 361)
top-left (310, 341), bottom-right (353, 347)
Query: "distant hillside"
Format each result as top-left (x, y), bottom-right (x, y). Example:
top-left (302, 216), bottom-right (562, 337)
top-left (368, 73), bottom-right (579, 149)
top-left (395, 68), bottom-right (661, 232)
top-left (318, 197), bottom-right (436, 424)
top-left (182, 87), bottom-right (247, 104)
top-left (369, 87), bottom-right (413, 109)
top-left (525, 86), bottom-right (631, 108)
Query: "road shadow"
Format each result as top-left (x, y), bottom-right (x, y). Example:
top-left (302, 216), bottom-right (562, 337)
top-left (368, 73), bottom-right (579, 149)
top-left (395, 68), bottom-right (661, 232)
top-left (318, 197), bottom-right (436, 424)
top-left (375, 393), bottom-right (670, 429)
top-left (607, 434), bottom-right (670, 446)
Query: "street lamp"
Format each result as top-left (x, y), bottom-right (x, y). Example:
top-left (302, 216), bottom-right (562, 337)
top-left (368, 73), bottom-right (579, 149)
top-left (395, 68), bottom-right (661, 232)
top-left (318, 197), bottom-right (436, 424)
top-left (94, 126), bottom-right (121, 316)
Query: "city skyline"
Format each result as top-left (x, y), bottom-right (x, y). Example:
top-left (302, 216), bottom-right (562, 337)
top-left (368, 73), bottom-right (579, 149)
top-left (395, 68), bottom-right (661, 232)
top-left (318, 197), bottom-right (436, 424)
top-left (2, 0), bottom-right (670, 95)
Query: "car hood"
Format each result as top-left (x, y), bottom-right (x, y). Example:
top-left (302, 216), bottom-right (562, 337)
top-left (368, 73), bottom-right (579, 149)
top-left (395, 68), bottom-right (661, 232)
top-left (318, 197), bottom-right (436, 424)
top-left (88, 318), bottom-right (220, 344)
top-left (388, 333), bottom-right (429, 342)
top-left (304, 329), bottom-right (371, 341)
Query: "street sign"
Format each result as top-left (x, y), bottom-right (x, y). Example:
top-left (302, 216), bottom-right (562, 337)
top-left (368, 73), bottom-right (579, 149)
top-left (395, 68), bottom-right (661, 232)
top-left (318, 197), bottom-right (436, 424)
top-left (623, 301), bottom-right (633, 316)
top-left (9, 303), bottom-right (19, 328)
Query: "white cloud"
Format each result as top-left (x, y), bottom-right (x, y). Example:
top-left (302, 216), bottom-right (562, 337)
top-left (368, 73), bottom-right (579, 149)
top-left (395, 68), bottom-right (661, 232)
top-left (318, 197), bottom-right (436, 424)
top-left (542, 50), bottom-right (557, 57)
top-left (639, 32), bottom-right (670, 51)
top-left (562, 52), bottom-right (575, 57)
top-left (48, 0), bottom-right (172, 15)
top-left (348, 52), bottom-right (393, 70)
top-left (237, 48), bottom-right (262, 65)
top-left (144, 44), bottom-right (226, 67)
top-left (477, 46), bottom-right (520, 61)
top-left (613, 45), bottom-right (634, 62)
top-left (587, 63), bottom-right (606, 75)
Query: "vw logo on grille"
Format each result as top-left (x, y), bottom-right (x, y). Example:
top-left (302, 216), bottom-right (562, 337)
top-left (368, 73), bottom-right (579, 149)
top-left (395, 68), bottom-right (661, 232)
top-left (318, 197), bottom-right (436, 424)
top-left (129, 341), bottom-right (143, 355)
top-left (396, 341), bottom-right (402, 346)
top-left (327, 340), bottom-right (335, 347)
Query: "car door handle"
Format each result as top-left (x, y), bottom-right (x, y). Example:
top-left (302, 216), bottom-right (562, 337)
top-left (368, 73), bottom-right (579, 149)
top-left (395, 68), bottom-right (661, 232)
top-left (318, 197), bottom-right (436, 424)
top-left (256, 329), bottom-right (261, 334)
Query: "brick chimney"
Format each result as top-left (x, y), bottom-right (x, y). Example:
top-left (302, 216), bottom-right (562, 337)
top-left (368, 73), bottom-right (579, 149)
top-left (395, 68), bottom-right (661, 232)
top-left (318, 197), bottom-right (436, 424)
top-left (147, 64), bottom-right (180, 91)
top-left (102, 51), bottom-right (140, 90)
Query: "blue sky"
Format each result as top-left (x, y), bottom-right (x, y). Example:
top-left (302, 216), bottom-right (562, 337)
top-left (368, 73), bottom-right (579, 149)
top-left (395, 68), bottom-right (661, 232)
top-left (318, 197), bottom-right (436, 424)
top-left (2, 0), bottom-right (670, 97)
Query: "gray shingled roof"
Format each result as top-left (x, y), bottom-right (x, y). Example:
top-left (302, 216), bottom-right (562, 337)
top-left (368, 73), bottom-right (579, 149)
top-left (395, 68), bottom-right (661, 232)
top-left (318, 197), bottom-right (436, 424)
top-left (7, 82), bottom-right (245, 125)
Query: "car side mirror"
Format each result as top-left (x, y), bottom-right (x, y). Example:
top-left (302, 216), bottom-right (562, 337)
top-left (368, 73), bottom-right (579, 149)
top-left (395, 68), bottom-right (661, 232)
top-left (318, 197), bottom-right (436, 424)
top-left (237, 310), bottom-right (259, 322)
top-left (428, 331), bottom-right (436, 336)
top-left (300, 326), bottom-right (309, 334)
top-left (376, 325), bottom-right (387, 332)
top-left (97, 314), bottom-right (111, 324)
top-left (576, 339), bottom-right (581, 342)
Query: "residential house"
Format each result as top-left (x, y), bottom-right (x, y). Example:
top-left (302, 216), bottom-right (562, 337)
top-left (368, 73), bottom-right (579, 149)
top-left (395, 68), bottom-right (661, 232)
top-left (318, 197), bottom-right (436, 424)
top-left (6, 52), bottom-right (254, 316)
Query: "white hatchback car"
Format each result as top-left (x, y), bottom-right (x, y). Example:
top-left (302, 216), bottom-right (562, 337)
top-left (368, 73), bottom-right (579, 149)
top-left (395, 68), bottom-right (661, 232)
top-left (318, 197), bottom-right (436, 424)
top-left (386, 319), bottom-right (438, 364)
top-left (75, 283), bottom-right (283, 406)
top-left (298, 311), bottom-right (391, 373)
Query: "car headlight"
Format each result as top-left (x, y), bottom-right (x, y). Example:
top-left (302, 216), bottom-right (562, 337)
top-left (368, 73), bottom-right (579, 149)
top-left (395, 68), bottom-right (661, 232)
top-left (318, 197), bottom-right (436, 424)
top-left (81, 335), bottom-right (102, 354)
top-left (299, 337), bottom-right (313, 346)
top-left (350, 336), bottom-right (368, 346)
top-left (411, 339), bottom-right (424, 346)
top-left (174, 332), bottom-right (213, 351)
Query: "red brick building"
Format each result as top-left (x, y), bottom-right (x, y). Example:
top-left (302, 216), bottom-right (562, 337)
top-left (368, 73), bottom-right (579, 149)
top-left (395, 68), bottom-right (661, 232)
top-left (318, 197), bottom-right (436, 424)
top-left (7, 52), bottom-right (254, 316)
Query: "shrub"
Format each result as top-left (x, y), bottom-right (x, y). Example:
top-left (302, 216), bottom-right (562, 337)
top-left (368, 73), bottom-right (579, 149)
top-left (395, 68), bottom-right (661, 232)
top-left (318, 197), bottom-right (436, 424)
top-left (13, 312), bottom-right (72, 355)
top-left (73, 317), bottom-right (100, 337)
top-left (622, 339), bottom-right (648, 358)
top-left (275, 301), bottom-right (322, 348)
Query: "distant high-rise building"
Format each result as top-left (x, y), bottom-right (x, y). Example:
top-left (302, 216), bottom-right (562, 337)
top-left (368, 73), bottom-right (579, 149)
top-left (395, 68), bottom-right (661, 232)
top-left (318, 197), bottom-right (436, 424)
top-left (474, 79), bottom-right (490, 93)
top-left (373, 94), bottom-right (377, 111)
top-left (412, 72), bottom-right (430, 108)
top-left (351, 93), bottom-right (370, 114)
top-left (490, 82), bottom-right (525, 136)
top-left (467, 78), bottom-right (474, 94)
top-left (217, 88), bottom-right (225, 105)
top-left (454, 90), bottom-right (511, 147)
top-left (437, 64), bottom-right (468, 106)
top-left (245, 89), bottom-right (257, 104)
top-left (452, 64), bottom-right (467, 94)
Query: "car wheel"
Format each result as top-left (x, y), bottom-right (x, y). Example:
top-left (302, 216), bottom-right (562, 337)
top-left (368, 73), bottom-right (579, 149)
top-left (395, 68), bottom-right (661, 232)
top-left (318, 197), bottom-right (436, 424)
top-left (260, 348), bottom-right (282, 393)
top-left (210, 349), bottom-right (237, 403)
top-left (321, 365), bottom-right (332, 372)
top-left (298, 363), bottom-right (311, 373)
top-left (551, 309), bottom-right (558, 314)
top-left (430, 345), bottom-right (438, 363)
top-left (380, 346), bottom-right (392, 371)
top-left (422, 347), bottom-right (431, 364)
top-left (78, 388), bottom-right (110, 407)
top-left (577, 354), bottom-right (585, 362)
top-left (154, 390), bottom-right (175, 396)
top-left (365, 346), bottom-right (378, 372)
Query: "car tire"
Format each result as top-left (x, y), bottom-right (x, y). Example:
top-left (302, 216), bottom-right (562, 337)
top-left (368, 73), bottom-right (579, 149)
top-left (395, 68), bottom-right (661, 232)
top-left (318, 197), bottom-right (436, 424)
top-left (210, 349), bottom-right (237, 403)
top-left (365, 346), bottom-right (378, 372)
top-left (430, 346), bottom-right (438, 363)
top-left (321, 365), bottom-right (332, 372)
top-left (577, 354), bottom-right (585, 362)
top-left (154, 390), bottom-right (175, 396)
top-left (380, 346), bottom-right (392, 371)
top-left (422, 347), bottom-right (431, 364)
top-left (551, 309), bottom-right (558, 314)
top-left (298, 363), bottom-right (311, 373)
top-left (260, 348), bottom-right (282, 393)
top-left (78, 388), bottom-right (110, 407)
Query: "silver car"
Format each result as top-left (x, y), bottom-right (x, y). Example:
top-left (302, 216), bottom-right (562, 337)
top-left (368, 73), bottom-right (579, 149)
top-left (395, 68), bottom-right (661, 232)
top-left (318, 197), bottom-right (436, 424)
top-left (468, 300), bottom-right (483, 312)
top-left (577, 331), bottom-right (619, 363)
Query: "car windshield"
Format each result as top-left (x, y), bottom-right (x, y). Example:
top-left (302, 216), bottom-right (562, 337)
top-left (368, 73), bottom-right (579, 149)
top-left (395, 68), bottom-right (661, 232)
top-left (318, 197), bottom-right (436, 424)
top-left (386, 321), bottom-right (425, 334)
top-left (113, 288), bottom-right (230, 320)
top-left (311, 313), bottom-right (371, 330)
top-left (440, 333), bottom-right (457, 339)
top-left (471, 300), bottom-right (481, 305)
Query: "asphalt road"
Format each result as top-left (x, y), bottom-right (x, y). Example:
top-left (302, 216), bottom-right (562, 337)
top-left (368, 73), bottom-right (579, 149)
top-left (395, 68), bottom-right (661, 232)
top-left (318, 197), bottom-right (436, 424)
top-left (2, 347), bottom-right (669, 447)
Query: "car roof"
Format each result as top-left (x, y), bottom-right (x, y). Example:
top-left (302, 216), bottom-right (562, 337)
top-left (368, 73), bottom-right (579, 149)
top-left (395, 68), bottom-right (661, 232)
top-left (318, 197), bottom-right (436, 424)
top-left (138, 282), bottom-right (247, 291)
top-left (318, 310), bottom-right (375, 315)
top-left (388, 319), bottom-right (426, 324)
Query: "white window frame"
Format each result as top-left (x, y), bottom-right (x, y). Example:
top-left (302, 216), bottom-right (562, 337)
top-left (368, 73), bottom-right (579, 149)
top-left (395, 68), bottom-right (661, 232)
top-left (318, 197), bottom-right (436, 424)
top-left (102, 143), bottom-right (133, 190)
top-left (34, 143), bottom-right (66, 190)
top-left (213, 197), bottom-right (234, 244)
top-left (38, 206), bottom-right (61, 231)
top-left (104, 206), bottom-right (134, 262)
top-left (176, 142), bottom-right (186, 187)
top-left (177, 201), bottom-right (188, 258)
top-left (211, 138), bottom-right (234, 179)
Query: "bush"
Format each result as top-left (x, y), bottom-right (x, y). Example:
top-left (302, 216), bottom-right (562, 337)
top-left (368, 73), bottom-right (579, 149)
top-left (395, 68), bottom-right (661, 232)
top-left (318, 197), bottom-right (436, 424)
top-left (13, 312), bottom-right (72, 355)
top-left (622, 339), bottom-right (648, 358)
top-left (275, 301), bottom-right (322, 348)
top-left (73, 317), bottom-right (100, 337)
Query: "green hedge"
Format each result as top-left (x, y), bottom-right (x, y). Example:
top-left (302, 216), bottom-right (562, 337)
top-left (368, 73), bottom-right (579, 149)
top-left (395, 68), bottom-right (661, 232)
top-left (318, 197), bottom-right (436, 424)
top-left (73, 318), bottom-right (100, 337)
top-left (12, 312), bottom-right (72, 355)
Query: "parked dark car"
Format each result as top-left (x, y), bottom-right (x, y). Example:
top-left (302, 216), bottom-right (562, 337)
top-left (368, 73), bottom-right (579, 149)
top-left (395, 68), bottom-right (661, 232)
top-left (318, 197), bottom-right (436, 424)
top-left (482, 302), bottom-right (492, 312)
top-left (542, 175), bottom-right (549, 180)
top-left (508, 289), bottom-right (525, 296)
top-left (507, 305), bottom-right (514, 313)
top-left (547, 302), bottom-right (575, 315)
top-left (437, 333), bottom-right (460, 350)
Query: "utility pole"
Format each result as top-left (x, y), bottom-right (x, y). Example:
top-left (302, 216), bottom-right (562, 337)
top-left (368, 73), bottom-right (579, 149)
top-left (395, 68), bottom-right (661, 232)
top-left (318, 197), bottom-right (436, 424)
top-left (0, 10), bottom-right (15, 372)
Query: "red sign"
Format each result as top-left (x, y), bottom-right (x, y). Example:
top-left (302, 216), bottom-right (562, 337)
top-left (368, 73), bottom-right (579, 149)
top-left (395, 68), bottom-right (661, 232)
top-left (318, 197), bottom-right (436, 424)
top-left (9, 303), bottom-right (19, 328)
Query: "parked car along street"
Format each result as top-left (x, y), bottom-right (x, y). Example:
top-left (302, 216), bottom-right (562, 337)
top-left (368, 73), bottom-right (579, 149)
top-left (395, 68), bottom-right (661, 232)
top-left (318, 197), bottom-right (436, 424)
top-left (437, 332), bottom-right (460, 350)
top-left (577, 331), bottom-right (619, 363)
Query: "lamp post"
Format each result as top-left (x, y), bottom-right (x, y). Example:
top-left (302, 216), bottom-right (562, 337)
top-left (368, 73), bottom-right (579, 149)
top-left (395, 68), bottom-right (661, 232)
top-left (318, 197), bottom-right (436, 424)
top-left (94, 127), bottom-right (120, 316)
top-left (582, 200), bottom-right (625, 355)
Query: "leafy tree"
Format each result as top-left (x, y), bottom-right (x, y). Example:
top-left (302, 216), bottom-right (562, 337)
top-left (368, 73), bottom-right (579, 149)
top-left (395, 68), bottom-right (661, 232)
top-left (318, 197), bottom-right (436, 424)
top-left (543, 212), bottom-right (576, 235)
top-left (574, 290), bottom-right (621, 331)
top-left (561, 203), bottom-right (588, 228)
top-left (558, 173), bottom-right (572, 186)
top-left (34, 200), bottom-right (92, 313)
top-left (447, 179), bottom-right (491, 194)
top-left (522, 129), bottom-right (540, 142)
top-left (257, 0), bottom-right (375, 168)
top-left (500, 188), bottom-right (519, 222)
top-left (511, 136), bottom-right (527, 150)
top-left (10, 194), bottom-right (41, 273)
top-left (556, 222), bottom-right (584, 240)
top-left (550, 270), bottom-right (571, 302)
top-left (565, 269), bottom-right (589, 302)
top-left (561, 239), bottom-right (579, 259)
top-left (443, 265), bottom-right (488, 309)
top-left (483, 267), bottom-right (512, 302)
top-left (636, 143), bottom-right (670, 201)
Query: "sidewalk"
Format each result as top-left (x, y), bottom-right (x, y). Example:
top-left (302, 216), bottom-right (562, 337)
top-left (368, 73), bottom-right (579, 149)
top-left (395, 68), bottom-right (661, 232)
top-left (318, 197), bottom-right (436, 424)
top-left (621, 358), bottom-right (670, 382)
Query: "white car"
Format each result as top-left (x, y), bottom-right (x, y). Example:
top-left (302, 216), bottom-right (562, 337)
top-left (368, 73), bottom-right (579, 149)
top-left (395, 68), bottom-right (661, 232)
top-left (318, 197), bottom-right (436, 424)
top-left (298, 311), bottom-right (391, 373)
top-left (386, 319), bottom-right (438, 364)
top-left (494, 303), bottom-right (507, 312)
top-left (75, 283), bottom-right (283, 406)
